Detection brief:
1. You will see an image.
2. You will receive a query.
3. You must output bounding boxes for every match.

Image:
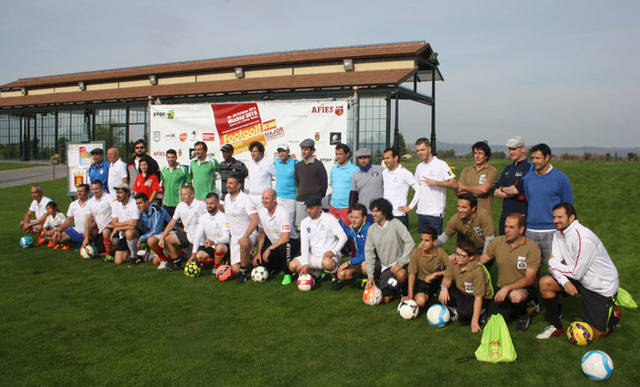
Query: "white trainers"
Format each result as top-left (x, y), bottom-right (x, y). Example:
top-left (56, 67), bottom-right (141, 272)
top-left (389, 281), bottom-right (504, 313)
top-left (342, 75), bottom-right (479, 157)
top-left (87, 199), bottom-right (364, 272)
top-left (536, 325), bottom-right (564, 340)
top-left (157, 260), bottom-right (168, 270)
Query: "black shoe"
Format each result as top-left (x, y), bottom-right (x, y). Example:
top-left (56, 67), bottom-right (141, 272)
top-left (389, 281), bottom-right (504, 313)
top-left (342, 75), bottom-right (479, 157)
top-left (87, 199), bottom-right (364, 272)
top-left (517, 313), bottom-right (531, 331)
top-left (331, 280), bottom-right (343, 291)
top-left (128, 259), bottom-right (137, 267)
top-left (237, 272), bottom-right (249, 284)
top-left (165, 259), bottom-right (183, 272)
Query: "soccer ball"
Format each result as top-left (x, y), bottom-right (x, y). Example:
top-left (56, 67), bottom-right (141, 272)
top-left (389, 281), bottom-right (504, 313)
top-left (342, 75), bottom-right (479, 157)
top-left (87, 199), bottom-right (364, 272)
top-left (251, 266), bottom-right (269, 282)
top-left (397, 299), bottom-right (420, 320)
top-left (184, 262), bottom-right (201, 278)
top-left (216, 264), bottom-right (232, 281)
top-left (567, 321), bottom-right (594, 346)
top-left (297, 274), bottom-right (315, 291)
top-left (362, 286), bottom-right (382, 305)
top-left (19, 236), bottom-right (33, 248)
top-left (80, 245), bottom-right (97, 259)
top-left (581, 350), bottom-right (613, 381)
top-left (426, 304), bottom-right (451, 327)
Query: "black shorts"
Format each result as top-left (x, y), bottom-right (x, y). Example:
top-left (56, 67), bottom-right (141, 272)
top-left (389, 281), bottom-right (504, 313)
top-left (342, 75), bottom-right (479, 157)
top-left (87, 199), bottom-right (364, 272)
top-left (115, 237), bottom-right (129, 252)
top-left (261, 238), bottom-right (300, 272)
top-left (489, 286), bottom-right (536, 319)
top-left (174, 230), bottom-right (191, 249)
top-left (563, 279), bottom-right (616, 332)
top-left (378, 265), bottom-right (408, 297)
top-left (449, 286), bottom-right (490, 321)
top-left (414, 278), bottom-right (442, 298)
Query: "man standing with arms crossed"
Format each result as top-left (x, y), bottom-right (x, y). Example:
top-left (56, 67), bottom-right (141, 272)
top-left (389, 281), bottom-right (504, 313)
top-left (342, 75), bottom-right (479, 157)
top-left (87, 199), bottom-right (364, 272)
top-left (274, 143), bottom-right (298, 228)
top-left (457, 141), bottom-right (498, 217)
top-left (247, 141), bottom-right (275, 209)
top-left (160, 149), bottom-right (190, 217)
top-left (219, 144), bottom-right (248, 197)
top-left (190, 141), bottom-right (219, 201)
top-left (384, 147), bottom-right (420, 228)
top-left (350, 148), bottom-right (384, 221)
top-left (329, 143), bottom-right (358, 224)
top-left (294, 138), bottom-right (327, 229)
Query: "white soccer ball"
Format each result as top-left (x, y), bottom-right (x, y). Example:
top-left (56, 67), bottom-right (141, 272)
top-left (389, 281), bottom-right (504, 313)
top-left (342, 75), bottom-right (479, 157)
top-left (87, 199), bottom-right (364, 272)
top-left (80, 245), bottom-right (96, 259)
top-left (251, 266), bottom-right (269, 282)
top-left (426, 304), bottom-right (451, 327)
top-left (581, 350), bottom-right (614, 381)
top-left (362, 286), bottom-right (383, 306)
top-left (397, 299), bottom-right (420, 320)
top-left (297, 274), bottom-right (315, 291)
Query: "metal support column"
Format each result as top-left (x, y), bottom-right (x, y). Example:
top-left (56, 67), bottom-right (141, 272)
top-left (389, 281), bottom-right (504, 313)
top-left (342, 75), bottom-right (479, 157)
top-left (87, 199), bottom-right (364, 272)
top-left (125, 105), bottom-right (130, 159)
top-left (385, 96), bottom-right (391, 149)
top-left (353, 88), bottom-right (360, 152)
top-left (393, 88), bottom-right (399, 151)
top-left (54, 111), bottom-right (59, 155)
top-left (430, 68), bottom-right (437, 155)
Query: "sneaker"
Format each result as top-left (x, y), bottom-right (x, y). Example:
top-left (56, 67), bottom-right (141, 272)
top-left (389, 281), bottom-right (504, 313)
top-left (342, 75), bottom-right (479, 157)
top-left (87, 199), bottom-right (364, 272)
top-left (237, 272), bottom-right (249, 284)
top-left (36, 238), bottom-right (47, 247)
top-left (165, 260), bottom-right (183, 272)
top-left (104, 255), bottom-right (114, 263)
top-left (53, 244), bottom-right (61, 250)
top-left (445, 306), bottom-right (458, 322)
top-left (536, 325), bottom-right (564, 340)
top-left (479, 309), bottom-right (488, 325)
top-left (281, 274), bottom-right (293, 286)
top-left (609, 308), bottom-right (622, 330)
top-left (157, 260), bottom-right (168, 270)
top-left (62, 245), bottom-right (70, 250)
top-left (47, 240), bottom-right (55, 248)
top-left (517, 314), bottom-right (531, 331)
top-left (128, 259), bottom-right (137, 268)
top-left (331, 280), bottom-right (343, 291)
top-left (313, 270), bottom-right (325, 281)
top-left (360, 278), bottom-right (368, 288)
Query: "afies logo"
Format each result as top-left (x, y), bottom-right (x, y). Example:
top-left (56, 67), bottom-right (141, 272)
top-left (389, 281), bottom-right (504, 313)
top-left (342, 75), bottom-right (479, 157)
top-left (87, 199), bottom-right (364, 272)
top-left (311, 104), bottom-right (345, 115)
top-left (335, 106), bottom-right (344, 116)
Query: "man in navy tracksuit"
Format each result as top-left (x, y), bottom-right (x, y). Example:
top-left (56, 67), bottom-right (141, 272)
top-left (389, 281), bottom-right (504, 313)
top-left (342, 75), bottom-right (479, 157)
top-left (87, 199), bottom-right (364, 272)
top-left (333, 203), bottom-right (372, 291)
top-left (134, 192), bottom-right (172, 267)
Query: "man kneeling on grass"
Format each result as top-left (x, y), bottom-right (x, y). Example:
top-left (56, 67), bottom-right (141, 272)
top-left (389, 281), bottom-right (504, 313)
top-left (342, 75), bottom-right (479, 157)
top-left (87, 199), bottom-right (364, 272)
top-left (333, 203), bottom-right (372, 291)
top-left (189, 193), bottom-right (230, 269)
top-left (364, 198), bottom-right (415, 304)
top-left (439, 239), bottom-right (493, 333)
top-left (403, 226), bottom-right (448, 309)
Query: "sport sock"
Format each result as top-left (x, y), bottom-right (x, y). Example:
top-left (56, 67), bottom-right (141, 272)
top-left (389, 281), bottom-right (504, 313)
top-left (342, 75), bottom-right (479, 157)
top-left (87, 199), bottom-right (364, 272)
top-left (103, 238), bottom-right (112, 256)
top-left (543, 297), bottom-right (563, 329)
top-left (126, 240), bottom-right (138, 259)
top-left (152, 247), bottom-right (168, 261)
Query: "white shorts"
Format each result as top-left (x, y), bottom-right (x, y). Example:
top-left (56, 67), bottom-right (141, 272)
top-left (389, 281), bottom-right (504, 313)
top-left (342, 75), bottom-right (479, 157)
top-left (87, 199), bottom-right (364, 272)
top-left (293, 254), bottom-right (339, 270)
top-left (277, 197), bottom-right (296, 228)
top-left (230, 233), bottom-right (257, 265)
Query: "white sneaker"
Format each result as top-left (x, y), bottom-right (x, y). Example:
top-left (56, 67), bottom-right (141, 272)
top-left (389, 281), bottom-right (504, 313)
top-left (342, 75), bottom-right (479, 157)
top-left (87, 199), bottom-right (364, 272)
top-left (157, 260), bottom-right (168, 270)
top-left (536, 325), bottom-right (564, 340)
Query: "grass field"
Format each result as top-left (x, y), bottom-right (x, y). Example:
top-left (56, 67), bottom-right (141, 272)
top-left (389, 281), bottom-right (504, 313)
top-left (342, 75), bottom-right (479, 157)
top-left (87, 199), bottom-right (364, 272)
top-left (1, 159), bottom-right (639, 385)
top-left (0, 162), bottom-right (45, 171)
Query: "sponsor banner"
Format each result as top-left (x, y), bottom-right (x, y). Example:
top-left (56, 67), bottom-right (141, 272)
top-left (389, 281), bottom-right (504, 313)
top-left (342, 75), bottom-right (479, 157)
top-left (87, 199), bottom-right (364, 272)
top-left (150, 99), bottom-right (349, 179)
top-left (66, 142), bottom-right (105, 195)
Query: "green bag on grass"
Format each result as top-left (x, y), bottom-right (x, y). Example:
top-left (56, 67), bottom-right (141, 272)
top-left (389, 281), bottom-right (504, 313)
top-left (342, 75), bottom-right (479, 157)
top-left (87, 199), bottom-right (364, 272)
top-left (615, 287), bottom-right (637, 309)
top-left (475, 314), bottom-right (517, 363)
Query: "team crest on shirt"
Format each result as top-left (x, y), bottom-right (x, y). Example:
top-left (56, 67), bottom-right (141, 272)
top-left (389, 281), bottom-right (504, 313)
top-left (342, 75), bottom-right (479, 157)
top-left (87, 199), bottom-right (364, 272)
top-left (306, 227), bottom-right (311, 234)
top-left (517, 256), bottom-right (527, 269)
top-left (479, 174), bottom-right (486, 184)
top-left (372, 172), bottom-right (379, 177)
top-left (464, 281), bottom-right (474, 293)
top-left (473, 226), bottom-right (484, 236)
top-left (436, 263), bottom-right (444, 271)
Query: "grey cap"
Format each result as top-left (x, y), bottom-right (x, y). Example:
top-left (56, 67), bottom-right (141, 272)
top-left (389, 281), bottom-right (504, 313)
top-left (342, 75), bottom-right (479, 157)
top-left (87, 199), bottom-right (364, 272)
top-left (221, 144), bottom-right (234, 153)
top-left (299, 138), bottom-right (315, 149)
top-left (304, 197), bottom-right (322, 207)
top-left (506, 136), bottom-right (525, 148)
top-left (90, 148), bottom-right (103, 155)
top-left (276, 143), bottom-right (290, 151)
top-left (355, 148), bottom-right (372, 157)
top-left (114, 183), bottom-right (131, 191)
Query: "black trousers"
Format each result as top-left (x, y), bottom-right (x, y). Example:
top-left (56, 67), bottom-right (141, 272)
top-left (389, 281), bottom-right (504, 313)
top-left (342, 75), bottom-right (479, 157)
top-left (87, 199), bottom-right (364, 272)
top-left (260, 238), bottom-right (300, 274)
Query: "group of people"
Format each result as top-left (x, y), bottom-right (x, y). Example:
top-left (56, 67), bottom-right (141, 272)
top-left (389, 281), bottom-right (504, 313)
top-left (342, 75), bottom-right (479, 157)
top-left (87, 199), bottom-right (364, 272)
top-left (19, 135), bottom-right (621, 341)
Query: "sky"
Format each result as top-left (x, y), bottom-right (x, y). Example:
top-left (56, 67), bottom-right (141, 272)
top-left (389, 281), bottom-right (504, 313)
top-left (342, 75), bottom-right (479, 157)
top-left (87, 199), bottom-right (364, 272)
top-left (1, 0), bottom-right (638, 148)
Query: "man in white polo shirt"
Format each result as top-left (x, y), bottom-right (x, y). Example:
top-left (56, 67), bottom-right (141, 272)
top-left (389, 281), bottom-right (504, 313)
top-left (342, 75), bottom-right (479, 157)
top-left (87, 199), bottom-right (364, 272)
top-left (110, 183), bottom-right (140, 264)
top-left (189, 192), bottom-right (230, 269)
top-left (247, 141), bottom-right (275, 209)
top-left (82, 180), bottom-right (115, 258)
top-left (159, 184), bottom-right (207, 271)
top-left (19, 185), bottom-right (52, 245)
top-left (223, 173), bottom-right (260, 283)
top-left (107, 147), bottom-right (128, 195)
top-left (55, 184), bottom-right (92, 250)
top-left (253, 188), bottom-right (299, 286)
top-left (383, 147), bottom-right (420, 228)
top-left (290, 197), bottom-right (348, 279)
top-left (407, 137), bottom-right (457, 235)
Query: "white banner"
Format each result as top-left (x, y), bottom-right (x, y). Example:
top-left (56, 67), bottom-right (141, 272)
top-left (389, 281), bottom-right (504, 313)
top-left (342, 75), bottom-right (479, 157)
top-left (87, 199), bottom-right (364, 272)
top-left (66, 141), bottom-right (105, 195)
top-left (149, 99), bottom-right (349, 179)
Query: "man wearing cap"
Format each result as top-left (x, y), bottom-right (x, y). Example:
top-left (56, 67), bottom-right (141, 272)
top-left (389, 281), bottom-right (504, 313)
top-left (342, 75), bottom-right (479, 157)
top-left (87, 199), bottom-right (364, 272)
top-left (219, 144), bottom-right (248, 197)
top-left (457, 141), bottom-right (499, 217)
top-left (329, 143), bottom-right (358, 224)
top-left (290, 197), bottom-right (348, 280)
top-left (247, 141), bottom-right (275, 209)
top-left (350, 148), bottom-right (384, 221)
top-left (160, 149), bottom-right (190, 217)
top-left (110, 183), bottom-right (140, 264)
top-left (190, 141), bottom-right (220, 201)
top-left (274, 143), bottom-right (298, 228)
top-left (107, 147), bottom-right (128, 196)
top-left (494, 136), bottom-right (533, 235)
top-left (294, 138), bottom-right (327, 229)
top-left (88, 148), bottom-right (110, 195)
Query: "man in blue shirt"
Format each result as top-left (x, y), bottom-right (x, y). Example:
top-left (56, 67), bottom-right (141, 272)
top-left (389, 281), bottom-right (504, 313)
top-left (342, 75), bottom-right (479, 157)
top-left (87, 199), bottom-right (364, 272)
top-left (520, 143), bottom-right (573, 260)
top-left (88, 148), bottom-right (110, 195)
top-left (334, 203), bottom-right (372, 290)
top-left (329, 143), bottom-right (359, 224)
top-left (274, 143), bottom-right (298, 229)
top-left (493, 136), bottom-right (534, 235)
top-left (134, 192), bottom-right (172, 267)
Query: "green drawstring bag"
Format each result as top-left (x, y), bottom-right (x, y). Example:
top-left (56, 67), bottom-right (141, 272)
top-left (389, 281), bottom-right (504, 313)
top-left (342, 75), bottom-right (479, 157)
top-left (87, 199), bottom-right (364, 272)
top-left (475, 314), bottom-right (517, 363)
top-left (615, 287), bottom-right (637, 309)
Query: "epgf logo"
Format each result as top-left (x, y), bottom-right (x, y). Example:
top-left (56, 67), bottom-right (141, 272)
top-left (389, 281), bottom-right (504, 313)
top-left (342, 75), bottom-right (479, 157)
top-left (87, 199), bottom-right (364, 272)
top-left (311, 105), bottom-right (344, 116)
top-left (152, 110), bottom-right (175, 119)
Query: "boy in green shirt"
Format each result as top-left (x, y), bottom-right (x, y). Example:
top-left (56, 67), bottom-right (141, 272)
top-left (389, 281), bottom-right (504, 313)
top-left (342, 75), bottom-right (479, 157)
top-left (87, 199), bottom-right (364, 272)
top-left (189, 141), bottom-right (220, 200)
top-left (161, 149), bottom-right (190, 216)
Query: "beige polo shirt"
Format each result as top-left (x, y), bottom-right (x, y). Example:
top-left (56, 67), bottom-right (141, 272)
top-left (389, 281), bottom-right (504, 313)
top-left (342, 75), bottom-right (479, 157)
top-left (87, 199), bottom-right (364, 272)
top-left (444, 261), bottom-right (493, 299)
top-left (444, 208), bottom-right (495, 252)
top-left (459, 164), bottom-right (498, 216)
top-left (486, 236), bottom-right (541, 288)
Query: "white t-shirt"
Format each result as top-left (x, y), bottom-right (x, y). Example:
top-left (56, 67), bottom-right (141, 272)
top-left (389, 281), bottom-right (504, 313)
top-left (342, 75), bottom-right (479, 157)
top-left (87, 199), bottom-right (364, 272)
top-left (299, 212), bottom-right (347, 265)
top-left (247, 157), bottom-right (275, 196)
top-left (29, 196), bottom-right (52, 220)
top-left (108, 159), bottom-right (128, 194)
top-left (383, 166), bottom-right (420, 216)
top-left (192, 211), bottom-right (231, 254)
top-left (224, 191), bottom-right (258, 237)
top-left (88, 193), bottom-right (115, 232)
top-left (67, 199), bottom-right (92, 233)
top-left (173, 200), bottom-right (207, 244)
top-left (410, 156), bottom-right (455, 217)
top-left (43, 212), bottom-right (66, 230)
top-left (111, 198), bottom-right (139, 223)
top-left (258, 204), bottom-right (298, 243)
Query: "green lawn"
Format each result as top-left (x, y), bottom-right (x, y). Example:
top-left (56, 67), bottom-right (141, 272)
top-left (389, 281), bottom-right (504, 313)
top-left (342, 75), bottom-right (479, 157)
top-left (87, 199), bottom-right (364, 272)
top-left (1, 160), bottom-right (638, 385)
top-left (0, 162), bottom-right (45, 171)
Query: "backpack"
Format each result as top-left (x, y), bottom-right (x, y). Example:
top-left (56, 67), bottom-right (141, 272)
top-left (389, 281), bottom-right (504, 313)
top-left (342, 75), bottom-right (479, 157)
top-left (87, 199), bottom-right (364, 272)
top-left (475, 314), bottom-right (517, 363)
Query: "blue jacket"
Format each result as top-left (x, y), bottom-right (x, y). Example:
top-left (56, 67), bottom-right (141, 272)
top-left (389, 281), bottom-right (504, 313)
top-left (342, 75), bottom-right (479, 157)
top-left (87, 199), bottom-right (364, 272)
top-left (138, 204), bottom-right (172, 243)
top-left (339, 219), bottom-right (372, 265)
top-left (89, 160), bottom-right (110, 194)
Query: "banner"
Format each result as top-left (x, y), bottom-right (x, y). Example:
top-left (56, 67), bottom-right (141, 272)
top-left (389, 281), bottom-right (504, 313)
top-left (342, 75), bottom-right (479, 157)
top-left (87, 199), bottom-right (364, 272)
top-left (149, 99), bottom-right (349, 179)
top-left (66, 141), bottom-right (105, 195)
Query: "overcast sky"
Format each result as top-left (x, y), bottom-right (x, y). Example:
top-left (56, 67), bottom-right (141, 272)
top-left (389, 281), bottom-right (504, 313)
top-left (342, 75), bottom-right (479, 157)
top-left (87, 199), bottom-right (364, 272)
top-left (1, 0), bottom-right (638, 147)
